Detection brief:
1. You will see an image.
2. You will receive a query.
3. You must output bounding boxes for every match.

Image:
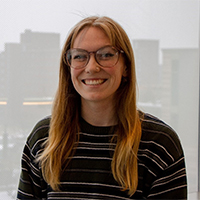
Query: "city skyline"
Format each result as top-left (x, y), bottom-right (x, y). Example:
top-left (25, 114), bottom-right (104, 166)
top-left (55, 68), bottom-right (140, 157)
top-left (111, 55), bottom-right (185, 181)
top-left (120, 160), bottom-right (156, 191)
top-left (0, 28), bottom-right (198, 132)
top-left (0, 1), bottom-right (199, 199)
top-left (0, 0), bottom-right (199, 53)
top-left (0, 24), bottom-right (199, 199)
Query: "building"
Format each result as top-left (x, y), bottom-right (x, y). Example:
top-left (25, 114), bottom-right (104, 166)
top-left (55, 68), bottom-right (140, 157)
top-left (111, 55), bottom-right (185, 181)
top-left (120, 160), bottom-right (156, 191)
top-left (162, 48), bottom-right (199, 192)
top-left (161, 48), bottom-right (199, 136)
top-left (132, 39), bottom-right (162, 116)
top-left (0, 29), bottom-right (60, 131)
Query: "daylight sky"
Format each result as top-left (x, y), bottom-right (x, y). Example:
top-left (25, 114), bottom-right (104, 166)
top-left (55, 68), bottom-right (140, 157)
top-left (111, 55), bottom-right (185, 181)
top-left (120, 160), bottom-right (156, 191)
top-left (0, 0), bottom-right (199, 52)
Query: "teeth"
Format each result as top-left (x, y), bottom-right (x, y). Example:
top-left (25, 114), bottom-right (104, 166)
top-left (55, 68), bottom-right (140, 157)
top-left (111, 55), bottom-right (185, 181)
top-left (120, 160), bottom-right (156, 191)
top-left (84, 79), bottom-right (104, 85)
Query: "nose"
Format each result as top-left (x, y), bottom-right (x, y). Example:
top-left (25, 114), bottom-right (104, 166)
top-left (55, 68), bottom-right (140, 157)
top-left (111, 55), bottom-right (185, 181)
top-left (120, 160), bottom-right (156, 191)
top-left (84, 53), bottom-right (100, 73)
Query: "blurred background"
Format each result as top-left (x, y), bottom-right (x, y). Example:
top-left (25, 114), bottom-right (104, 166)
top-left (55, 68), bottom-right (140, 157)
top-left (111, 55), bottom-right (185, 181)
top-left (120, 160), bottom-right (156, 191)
top-left (0, 0), bottom-right (199, 199)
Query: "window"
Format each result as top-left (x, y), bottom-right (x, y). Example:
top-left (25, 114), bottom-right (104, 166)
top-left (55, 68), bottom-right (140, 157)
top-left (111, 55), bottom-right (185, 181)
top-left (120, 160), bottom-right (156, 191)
top-left (0, 0), bottom-right (199, 199)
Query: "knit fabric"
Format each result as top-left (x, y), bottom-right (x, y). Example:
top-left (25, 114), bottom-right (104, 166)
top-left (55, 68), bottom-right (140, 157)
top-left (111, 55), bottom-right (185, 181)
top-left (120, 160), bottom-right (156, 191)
top-left (17, 113), bottom-right (187, 199)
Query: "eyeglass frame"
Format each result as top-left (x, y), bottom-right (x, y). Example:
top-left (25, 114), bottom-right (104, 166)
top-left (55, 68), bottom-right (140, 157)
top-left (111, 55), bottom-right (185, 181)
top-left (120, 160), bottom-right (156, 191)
top-left (64, 45), bottom-right (124, 69)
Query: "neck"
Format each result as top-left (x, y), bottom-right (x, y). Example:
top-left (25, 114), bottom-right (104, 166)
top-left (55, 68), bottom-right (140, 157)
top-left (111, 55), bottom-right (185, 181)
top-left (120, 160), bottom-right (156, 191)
top-left (81, 99), bottom-right (117, 127)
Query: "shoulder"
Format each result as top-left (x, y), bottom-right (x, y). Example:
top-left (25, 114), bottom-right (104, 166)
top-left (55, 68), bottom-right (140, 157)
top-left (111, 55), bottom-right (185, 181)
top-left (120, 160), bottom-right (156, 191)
top-left (137, 113), bottom-right (187, 198)
top-left (140, 113), bottom-right (184, 162)
top-left (141, 112), bottom-right (176, 134)
top-left (26, 116), bottom-right (51, 152)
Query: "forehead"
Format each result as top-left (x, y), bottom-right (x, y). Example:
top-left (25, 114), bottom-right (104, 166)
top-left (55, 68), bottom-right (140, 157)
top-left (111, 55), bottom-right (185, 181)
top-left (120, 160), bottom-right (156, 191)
top-left (72, 26), bottom-right (111, 50)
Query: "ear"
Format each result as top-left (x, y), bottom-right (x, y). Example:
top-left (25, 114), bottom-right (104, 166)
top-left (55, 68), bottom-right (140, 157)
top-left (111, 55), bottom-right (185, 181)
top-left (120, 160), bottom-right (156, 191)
top-left (123, 66), bottom-right (128, 77)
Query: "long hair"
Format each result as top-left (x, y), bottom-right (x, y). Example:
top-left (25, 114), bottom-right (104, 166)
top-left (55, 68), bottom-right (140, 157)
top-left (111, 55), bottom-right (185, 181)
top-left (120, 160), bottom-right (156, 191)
top-left (37, 16), bottom-right (142, 196)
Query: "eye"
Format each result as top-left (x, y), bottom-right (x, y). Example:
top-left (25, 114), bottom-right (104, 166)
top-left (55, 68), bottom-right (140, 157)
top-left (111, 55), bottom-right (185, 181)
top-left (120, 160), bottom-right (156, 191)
top-left (72, 52), bottom-right (88, 62)
top-left (97, 47), bottom-right (117, 60)
top-left (100, 52), bottom-right (115, 59)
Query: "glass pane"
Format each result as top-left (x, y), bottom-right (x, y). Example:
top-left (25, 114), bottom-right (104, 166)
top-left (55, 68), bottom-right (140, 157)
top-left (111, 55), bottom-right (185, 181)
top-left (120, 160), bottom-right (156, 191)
top-left (0, 0), bottom-right (198, 199)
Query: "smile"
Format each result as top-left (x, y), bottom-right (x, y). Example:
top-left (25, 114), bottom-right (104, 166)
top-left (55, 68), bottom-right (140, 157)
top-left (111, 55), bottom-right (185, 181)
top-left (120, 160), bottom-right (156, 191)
top-left (83, 79), bottom-right (106, 85)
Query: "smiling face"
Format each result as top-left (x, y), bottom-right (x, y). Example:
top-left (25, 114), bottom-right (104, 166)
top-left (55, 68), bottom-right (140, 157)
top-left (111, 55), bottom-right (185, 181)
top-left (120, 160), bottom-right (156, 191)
top-left (70, 26), bottom-right (126, 105)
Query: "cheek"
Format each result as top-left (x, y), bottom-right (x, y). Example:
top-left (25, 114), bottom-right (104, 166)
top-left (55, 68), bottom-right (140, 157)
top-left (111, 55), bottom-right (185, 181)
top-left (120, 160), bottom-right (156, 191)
top-left (70, 71), bottom-right (80, 93)
top-left (114, 59), bottom-right (126, 77)
top-left (70, 69), bottom-right (81, 82)
top-left (107, 65), bottom-right (125, 80)
top-left (70, 71), bottom-right (80, 91)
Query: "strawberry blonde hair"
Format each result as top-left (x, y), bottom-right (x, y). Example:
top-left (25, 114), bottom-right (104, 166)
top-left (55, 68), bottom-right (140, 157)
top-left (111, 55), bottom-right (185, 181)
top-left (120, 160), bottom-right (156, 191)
top-left (38, 16), bottom-right (142, 196)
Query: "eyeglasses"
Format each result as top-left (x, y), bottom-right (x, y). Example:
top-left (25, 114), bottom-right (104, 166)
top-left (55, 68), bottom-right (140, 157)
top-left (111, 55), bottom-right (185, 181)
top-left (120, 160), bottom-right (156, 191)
top-left (65, 45), bottom-right (124, 69)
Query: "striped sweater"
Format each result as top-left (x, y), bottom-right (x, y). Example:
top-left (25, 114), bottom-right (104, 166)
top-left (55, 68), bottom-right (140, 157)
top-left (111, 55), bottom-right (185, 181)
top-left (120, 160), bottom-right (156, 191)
top-left (17, 113), bottom-right (187, 199)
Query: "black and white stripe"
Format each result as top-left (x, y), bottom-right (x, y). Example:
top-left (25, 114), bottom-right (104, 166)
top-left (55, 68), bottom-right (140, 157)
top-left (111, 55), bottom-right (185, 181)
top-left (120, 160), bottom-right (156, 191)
top-left (17, 114), bottom-right (187, 199)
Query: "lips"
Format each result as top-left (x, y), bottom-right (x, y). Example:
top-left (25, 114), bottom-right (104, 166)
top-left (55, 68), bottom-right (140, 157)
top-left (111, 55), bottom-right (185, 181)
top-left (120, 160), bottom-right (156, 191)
top-left (82, 79), bottom-right (106, 85)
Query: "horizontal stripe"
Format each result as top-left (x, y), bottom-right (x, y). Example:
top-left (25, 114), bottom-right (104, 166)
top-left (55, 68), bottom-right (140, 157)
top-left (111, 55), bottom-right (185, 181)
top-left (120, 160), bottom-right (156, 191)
top-left (18, 189), bottom-right (34, 197)
top-left (151, 174), bottom-right (186, 189)
top-left (77, 141), bottom-right (116, 146)
top-left (68, 156), bottom-right (113, 161)
top-left (148, 184), bottom-right (187, 197)
top-left (48, 191), bottom-right (131, 200)
top-left (17, 113), bottom-right (187, 199)
top-left (79, 132), bottom-right (114, 138)
top-left (60, 181), bottom-right (122, 189)
top-left (137, 153), bottom-right (165, 170)
top-left (28, 125), bottom-right (49, 144)
top-left (66, 169), bottom-right (111, 173)
top-left (75, 146), bottom-right (115, 151)
top-left (153, 167), bottom-right (186, 185)
top-left (138, 148), bottom-right (168, 167)
top-left (140, 140), bottom-right (174, 162)
top-left (138, 163), bottom-right (157, 177)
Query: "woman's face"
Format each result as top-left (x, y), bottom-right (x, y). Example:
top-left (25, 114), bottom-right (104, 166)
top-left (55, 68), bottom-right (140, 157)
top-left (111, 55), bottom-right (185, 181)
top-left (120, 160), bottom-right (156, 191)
top-left (70, 26), bottom-right (126, 105)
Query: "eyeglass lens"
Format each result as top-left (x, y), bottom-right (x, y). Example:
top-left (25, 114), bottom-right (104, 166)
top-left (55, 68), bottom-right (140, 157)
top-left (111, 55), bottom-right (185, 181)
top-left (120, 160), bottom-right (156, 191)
top-left (66, 46), bottom-right (119, 69)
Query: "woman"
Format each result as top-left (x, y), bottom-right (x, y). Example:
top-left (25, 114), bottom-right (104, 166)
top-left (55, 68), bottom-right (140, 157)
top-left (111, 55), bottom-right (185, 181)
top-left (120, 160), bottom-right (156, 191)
top-left (17, 16), bottom-right (187, 199)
